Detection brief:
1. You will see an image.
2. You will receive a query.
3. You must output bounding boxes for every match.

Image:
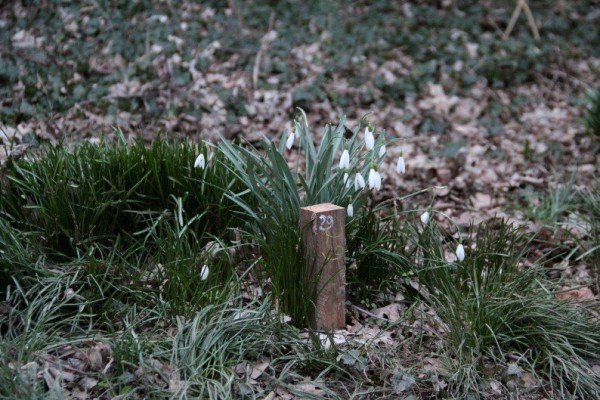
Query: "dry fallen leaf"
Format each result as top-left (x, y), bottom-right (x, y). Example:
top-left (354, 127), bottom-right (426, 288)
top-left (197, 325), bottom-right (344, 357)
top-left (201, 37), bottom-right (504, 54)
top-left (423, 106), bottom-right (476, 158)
top-left (292, 382), bottom-right (326, 397)
top-left (275, 386), bottom-right (294, 400)
top-left (555, 287), bottom-right (596, 302)
top-left (80, 376), bottom-right (99, 390)
top-left (519, 372), bottom-right (538, 389)
top-left (371, 303), bottom-right (404, 322)
top-left (249, 359), bottom-right (270, 380)
top-left (263, 391), bottom-right (277, 400)
top-left (471, 192), bottom-right (493, 210)
top-left (87, 348), bottom-right (103, 372)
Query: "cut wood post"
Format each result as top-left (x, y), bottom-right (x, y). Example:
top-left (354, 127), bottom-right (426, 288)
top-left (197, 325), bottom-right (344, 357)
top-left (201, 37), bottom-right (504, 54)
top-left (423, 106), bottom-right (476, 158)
top-left (299, 203), bottom-right (346, 330)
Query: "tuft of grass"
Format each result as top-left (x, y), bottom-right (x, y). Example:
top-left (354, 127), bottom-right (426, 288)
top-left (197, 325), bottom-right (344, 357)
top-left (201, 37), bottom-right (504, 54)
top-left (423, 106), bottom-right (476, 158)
top-left (0, 134), bottom-right (253, 311)
top-left (414, 220), bottom-right (600, 398)
top-left (346, 202), bottom-right (412, 303)
top-left (166, 299), bottom-right (284, 398)
top-left (524, 174), bottom-right (579, 226)
top-left (0, 133), bottom-right (248, 258)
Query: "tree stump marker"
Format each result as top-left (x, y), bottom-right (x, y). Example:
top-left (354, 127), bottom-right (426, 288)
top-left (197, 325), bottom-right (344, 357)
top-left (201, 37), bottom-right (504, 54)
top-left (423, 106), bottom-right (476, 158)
top-left (299, 203), bottom-right (346, 330)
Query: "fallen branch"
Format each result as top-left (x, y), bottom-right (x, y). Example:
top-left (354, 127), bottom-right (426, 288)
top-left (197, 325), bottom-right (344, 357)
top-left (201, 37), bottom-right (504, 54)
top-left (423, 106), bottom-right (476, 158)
top-left (504, 0), bottom-right (540, 40)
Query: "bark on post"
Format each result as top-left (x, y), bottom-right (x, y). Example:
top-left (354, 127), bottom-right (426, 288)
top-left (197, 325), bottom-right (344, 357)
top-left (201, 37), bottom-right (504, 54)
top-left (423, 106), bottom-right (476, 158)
top-left (299, 203), bottom-right (346, 330)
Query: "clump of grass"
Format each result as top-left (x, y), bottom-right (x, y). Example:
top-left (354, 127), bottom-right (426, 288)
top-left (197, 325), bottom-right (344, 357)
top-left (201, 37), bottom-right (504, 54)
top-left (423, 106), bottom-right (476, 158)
top-left (0, 133), bottom-right (255, 318)
top-left (346, 202), bottom-right (412, 302)
top-left (524, 174), bottom-right (579, 226)
top-left (165, 299), bottom-right (284, 398)
top-left (0, 132), bottom-right (248, 261)
top-left (0, 270), bottom-right (256, 398)
top-left (415, 220), bottom-right (600, 397)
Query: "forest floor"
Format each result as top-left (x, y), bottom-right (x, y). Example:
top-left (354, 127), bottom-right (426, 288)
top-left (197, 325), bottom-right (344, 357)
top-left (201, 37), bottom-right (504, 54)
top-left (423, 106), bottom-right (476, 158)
top-left (1, 1), bottom-right (599, 399)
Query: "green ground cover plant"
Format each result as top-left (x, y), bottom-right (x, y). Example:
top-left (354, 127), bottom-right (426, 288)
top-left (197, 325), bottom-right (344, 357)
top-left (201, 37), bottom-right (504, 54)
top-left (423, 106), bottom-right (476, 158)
top-left (2, 1), bottom-right (598, 133)
top-left (414, 221), bottom-right (600, 397)
top-left (1, 118), bottom-right (598, 398)
top-left (1, 1), bottom-right (599, 397)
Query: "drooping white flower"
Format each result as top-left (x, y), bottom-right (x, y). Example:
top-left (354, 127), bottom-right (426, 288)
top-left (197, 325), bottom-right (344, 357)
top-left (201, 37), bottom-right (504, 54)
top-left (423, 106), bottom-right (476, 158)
top-left (200, 264), bottom-right (209, 280)
top-left (368, 168), bottom-right (382, 191)
top-left (339, 149), bottom-right (350, 170)
top-left (396, 156), bottom-right (406, 174)
top-left (285, 130), bottom-right (295, 150)
top-left (354, 173), bottom-right (366, 191)
top-left (378, 145), bottom-right (386, 158)
top-left (420, 211), bottom-right (430, 224)
top-left (319, 333), bottom-right (332, 350)
top-left (365, 127), bottom-right (375, 150)
top-left (343, 172), bottom-right (351, 188)
top-left (194, 154), bottom-right (206, 169)
top-left (456, 244), bottom-right (465, 262)
top-left (347, 203), bottom-right (354, 217)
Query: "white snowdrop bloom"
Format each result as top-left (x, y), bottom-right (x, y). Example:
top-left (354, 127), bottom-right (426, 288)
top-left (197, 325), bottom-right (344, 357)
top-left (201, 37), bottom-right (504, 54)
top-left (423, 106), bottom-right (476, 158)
top-left (456, 244), bottom-right (465, 262)
top-left (194, 154), bottom-right (206, 169)
top-left (347, 203), bottom-right (354, 217)
top-left (365, 127), bottom-right (375, 150)
top-left (420, 211), bottom-right (430, 224)
top-left (396, 156), bottom-right (406, 174)
top-left (319, 333), bottom-right (332, 350)
top-left (285, 130), bottom-right (295, 150)
top-left (354, 173), bottom-right (366, 191)
top-left (343, 172), bottom-right (351, 188)
top-left (378, 145), bottom-right (386, 158)
top-left (339, 149), bottom-right (350, 170)
top-left (368, 168), bottom-right (382, 191)
top-left (200, 265), bottom-right (209, 281)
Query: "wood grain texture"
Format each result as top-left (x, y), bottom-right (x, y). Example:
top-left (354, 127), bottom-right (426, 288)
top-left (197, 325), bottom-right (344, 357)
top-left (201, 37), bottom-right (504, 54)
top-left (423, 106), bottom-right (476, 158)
top-left (299, 203), bottom-right (346, 330)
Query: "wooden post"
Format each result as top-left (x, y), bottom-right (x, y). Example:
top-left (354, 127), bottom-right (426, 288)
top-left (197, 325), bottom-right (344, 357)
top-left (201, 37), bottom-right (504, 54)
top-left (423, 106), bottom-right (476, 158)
top-left (299, 203), bottom-right (346, 330)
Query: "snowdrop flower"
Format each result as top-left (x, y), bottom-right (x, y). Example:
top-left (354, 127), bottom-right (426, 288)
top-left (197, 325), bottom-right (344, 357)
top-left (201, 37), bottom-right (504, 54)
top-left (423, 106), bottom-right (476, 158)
top-left (378, 145), bottom-right (386, 158)
top-left (285, 130), bottom-right (295, 150)
top-left (354, 173), bottom-right (366, 191)
top-left (456, 244), bottom-right (465, 262)
top-left (420, 211), bottom-right (430, 224)
top-left (343, 172), bottom-right (351, 188)
top-left (396, 156), bottom-right (406, 174)
top-left (368, 168), bottom-right (382, 191)
top-left (194, 154), bottom-right (205, 169)
top-left (200, 264), bottom-right (209, 280)
top-left (319, 333), bottom-right (332, 350)
top-left (365, 127), bottom-right (375, 150)
top-left (347, 203), bottom-right (354, 217)
top-left (339, 149), bottom-right (350, 170)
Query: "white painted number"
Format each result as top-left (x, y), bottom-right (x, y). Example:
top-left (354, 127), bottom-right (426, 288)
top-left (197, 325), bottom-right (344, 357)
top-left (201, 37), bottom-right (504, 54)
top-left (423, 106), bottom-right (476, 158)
top-left (318, 215), bottom-right (334, 231)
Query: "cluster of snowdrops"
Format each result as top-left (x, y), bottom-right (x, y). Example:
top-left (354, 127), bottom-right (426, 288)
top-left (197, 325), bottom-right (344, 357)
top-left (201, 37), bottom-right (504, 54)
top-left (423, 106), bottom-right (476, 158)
top-left (192, 119), bottom-right (466, 282)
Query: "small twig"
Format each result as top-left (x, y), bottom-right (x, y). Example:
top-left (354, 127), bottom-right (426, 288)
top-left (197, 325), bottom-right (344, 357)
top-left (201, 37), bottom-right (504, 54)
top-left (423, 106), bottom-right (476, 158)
top-left (503, 0), bottom-right (523, 40)
top-left (36, 353), bottom-right (90, 376)
top-left (521, 0), bottom-right (540, 40)
top-left (350, 304), bottom-right (423, 332)
top-left (351, 304), bottom-right (387, 321)
top-left (504, 0), bottom-right (539, 40)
